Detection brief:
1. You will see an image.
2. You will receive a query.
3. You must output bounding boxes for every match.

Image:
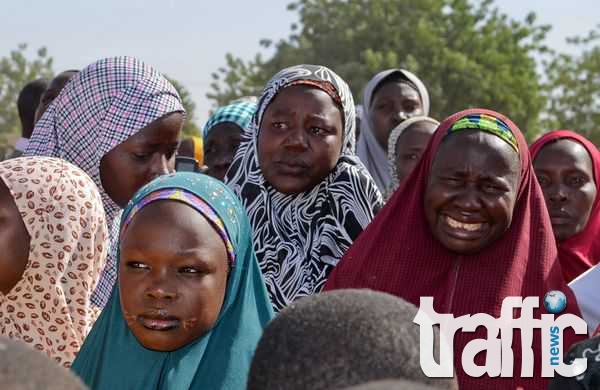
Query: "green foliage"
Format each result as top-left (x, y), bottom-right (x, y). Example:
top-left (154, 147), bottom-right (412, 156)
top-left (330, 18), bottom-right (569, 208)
top-left (207, 0), bottom-right (549, 137)
top-left (0, 44), bottom-right (54, 157)
top-left (166, 77), bottom-right (201, 137)
top-left (542, 27), bottom-right (600, 145)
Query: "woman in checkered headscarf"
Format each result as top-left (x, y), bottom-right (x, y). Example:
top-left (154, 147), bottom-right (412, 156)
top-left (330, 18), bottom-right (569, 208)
top-left (25, 56), bottom-right (185, 308)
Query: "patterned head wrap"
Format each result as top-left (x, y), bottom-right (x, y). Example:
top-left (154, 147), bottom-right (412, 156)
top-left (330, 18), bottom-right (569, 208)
top-left (225, 64), bottom-right (383, 312)
top-left (24, 56), bottom-right (185, 308)
top-left (0, 157), bottom-right (107, 367)
top-left (203, 101), bottom-right (257, 138)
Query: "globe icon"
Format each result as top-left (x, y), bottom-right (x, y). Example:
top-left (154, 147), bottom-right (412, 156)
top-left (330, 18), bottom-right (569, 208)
top-left (543, 290), bottom-right (567, 314)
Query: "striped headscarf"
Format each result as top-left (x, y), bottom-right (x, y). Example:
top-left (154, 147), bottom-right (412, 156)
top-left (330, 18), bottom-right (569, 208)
top-left (225, 64), bottom-right (383, 312)
top-left (24, 56), bottom-right (185, 308)
top-left (203, 101), bottom-right (257, 137)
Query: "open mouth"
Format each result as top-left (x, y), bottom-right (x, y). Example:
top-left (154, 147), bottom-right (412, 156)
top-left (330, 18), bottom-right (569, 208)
top-left (441, 215), bottom-right (488, 240)
top-left (137, 314), bottom-right (181, 331)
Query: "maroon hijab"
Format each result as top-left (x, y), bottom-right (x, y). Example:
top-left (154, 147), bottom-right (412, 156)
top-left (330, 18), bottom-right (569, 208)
top-left (325, 109), bottom-right (585, 389)
top-left (530, 130), bottom-right (600, 283)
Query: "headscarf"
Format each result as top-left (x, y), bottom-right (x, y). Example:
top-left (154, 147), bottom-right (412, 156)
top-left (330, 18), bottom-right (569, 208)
top-left (356, 69), bottom-right (430, 192)
top-left (225, 64), bottom-right (383, 311)
top-left (386, 115), bottom-right (439, 196)
top-left (549, 335), bottom-right (600, 390)
top-left (25, 56), bottom-right (185, 308)
top-left (203, 101), bottom-right (257, 137)
top-left (530, 130), bottom-right (600, 283)
top-left (0, 157), bottom-right (107, 367)
top-left (325, 109), bottom-right (585, 389)
top-left (71, 172), bottom-right (274, 390)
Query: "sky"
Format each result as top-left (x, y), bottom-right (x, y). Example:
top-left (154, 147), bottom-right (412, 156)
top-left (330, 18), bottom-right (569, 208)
top-left (2, 0), bottom-right (597, 125)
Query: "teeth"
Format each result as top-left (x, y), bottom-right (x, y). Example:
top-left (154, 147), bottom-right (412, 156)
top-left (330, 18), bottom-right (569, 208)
top-left (445, 216), bottom-right (482, 232)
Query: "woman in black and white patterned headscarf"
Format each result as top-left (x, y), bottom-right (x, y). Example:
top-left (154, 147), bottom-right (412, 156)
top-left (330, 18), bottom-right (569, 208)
top-left (226, 64), bottom-right (382, 311)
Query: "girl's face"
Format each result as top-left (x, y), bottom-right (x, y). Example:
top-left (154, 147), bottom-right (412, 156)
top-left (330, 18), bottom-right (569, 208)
top-left (258, 84), bottom-right (344, 195)
top-left (100, 112), bottom-right (183, 208)
top-left (204, 123), bottom-right (243, 181)
top-left (370, 80), bottom-right (423, 150)
top-left (0, 179), bottom-right (30, 294)
top-left (393, 121), bottom-right (437, 185)
top-left (119, 200), bottom-right (229, 352)
top-left (534, 139), bottom-right (597, 241)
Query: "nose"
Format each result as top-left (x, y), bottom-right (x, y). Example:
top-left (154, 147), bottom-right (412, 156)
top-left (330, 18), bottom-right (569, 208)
top-left (548, 184), bottom-right (568, 204)
top-left (454, 186), bottom-right (481, 213)
top-left (283, 126), bottom-right (308, 151)
top-left (148, 153), bottom-right (171, 180)
top-left (145, 273), bottom-right (178, 301)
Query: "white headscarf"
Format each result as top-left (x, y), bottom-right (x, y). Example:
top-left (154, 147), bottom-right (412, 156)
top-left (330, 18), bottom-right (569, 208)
top-left (356, 69), bottom-right (430, 191)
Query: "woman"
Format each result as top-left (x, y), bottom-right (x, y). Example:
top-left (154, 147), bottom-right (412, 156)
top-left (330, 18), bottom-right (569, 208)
top-left (71, 172), bottom-right (274, 389)
top-left (203, 101), bottom-right (256, 181)
top-left (357, 69), bottom-right (430, 192)
top-left (0, 157), bottom-right (107, 367)
top-left (226, 64), bottom-right (382, 311)
top-left (530, 130), bottom-right (600, 283)
top-left (386, 116), bottom-right (439, 197)
top-left (325, 109), bottom-right (585, 389)
top-left (25, 56), bottom-right (185, 308)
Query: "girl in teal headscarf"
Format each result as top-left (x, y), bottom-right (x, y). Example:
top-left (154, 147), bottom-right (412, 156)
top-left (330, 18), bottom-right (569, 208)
top-left (71, 172), bottom-right (274, 389)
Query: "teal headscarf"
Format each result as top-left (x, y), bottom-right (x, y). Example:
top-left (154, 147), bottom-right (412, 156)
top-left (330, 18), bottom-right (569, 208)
top-left (71, 172), bottom-right (274, 389)
top-left (203, 101), bottom-right (257, 138)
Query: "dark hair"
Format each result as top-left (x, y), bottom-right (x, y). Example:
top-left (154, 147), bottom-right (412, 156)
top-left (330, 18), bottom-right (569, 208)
top-left (247, 289), bottom-right (457, 390)
top-left (17, 79), bottom-right (47, 137)
top-left (371, 72), bottom-right (418, 105)
top-left (0, 337), bottom-right (87, 389)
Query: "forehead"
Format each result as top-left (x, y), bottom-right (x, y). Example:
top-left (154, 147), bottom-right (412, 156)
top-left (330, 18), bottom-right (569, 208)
top-left (205, 122), bottom-right (243, 143)
top-left (433, 130), bottom-right (520, 175)
top-left (372, 80), bottom-right (420, 101)
top-left (266, 84), bottom-right (342, 115)
top-left (534, 139), bottom-right (594, 173)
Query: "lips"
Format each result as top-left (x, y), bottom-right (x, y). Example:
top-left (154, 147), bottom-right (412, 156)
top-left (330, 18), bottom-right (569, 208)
top-left (275, 160), bottom-right (309, 175)
top-left (137, 313), bottom-right (180, 331)
top-left (441, 215), bottom-right (488, 240)
top-left (549, 210), bottom-right (572, 225)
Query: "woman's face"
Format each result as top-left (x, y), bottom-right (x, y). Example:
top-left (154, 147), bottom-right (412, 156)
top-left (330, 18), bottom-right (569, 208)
top-left (370, 80), bottom-right (423, 151)
top-left (119, 200), bottom-right (229, 352)
top-left (424, 131), bottom-right (520, 254)
top-left (204, 123), bottom-right (243, 181)
top-left (100, 112), bottom-right (183, 208)
top-left (258, 84), bottom-right (344, 194)
top-left (534, 139), bottom-right (597, 242)
top-left (393, 121), bottom-right (437, 185)
top-left (0, 179), bottom-right (30, 294)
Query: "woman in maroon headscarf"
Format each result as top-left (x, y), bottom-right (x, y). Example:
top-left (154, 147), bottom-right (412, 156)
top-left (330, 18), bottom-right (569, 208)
top-left (324, 109), bottom-right (585, 389)
top-left (530, 130), bottom-right (600, 283)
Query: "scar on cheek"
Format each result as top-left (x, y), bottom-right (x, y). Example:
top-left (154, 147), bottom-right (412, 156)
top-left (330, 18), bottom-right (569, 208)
top-left (182, 317), bottom-right (198, 330)
top-left (122, 310), bottom-right (137, 327)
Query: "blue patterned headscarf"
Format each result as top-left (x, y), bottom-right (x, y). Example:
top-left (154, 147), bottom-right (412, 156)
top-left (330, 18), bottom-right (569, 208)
top-left (72, 172), bottom-right (274, 389)
top-left (203, 101), bottom-right (257, 137)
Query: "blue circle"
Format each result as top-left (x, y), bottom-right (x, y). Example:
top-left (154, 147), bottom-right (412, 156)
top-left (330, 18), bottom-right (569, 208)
top-left (543, 290), bottom-right (567, 314)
